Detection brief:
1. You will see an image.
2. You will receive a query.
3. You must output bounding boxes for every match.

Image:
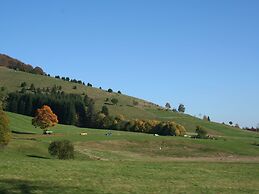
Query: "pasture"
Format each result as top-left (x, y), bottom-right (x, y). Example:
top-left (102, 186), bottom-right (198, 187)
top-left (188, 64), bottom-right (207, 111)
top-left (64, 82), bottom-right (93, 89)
top-left (1, 112), bottom-right (259, 193)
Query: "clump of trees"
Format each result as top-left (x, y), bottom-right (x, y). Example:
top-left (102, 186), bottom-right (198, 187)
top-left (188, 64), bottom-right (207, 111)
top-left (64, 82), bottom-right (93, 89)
top-left (243, 127), bottom-right (259, 132)
top-left (6, 91), bottom-right (87, 127)
top-left (92, 110), bottom-right (186, 136)
top-left (32, 105), bottom-right (58, 134)
top-left (4, 87), bottom-right (186, 137)
top-left (0, 54), bottom-right (46, 75)
top-left (0, 107), bottom-right (11, 147)
top-left (54, 75), bottom-right (85, 86)
top-left (48, 140), bottom-right (74, 160)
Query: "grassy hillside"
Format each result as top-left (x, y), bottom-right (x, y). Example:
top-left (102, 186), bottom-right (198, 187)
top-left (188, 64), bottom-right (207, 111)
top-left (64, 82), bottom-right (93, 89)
top-left (1, 112), bottom-right (259, 194)
top-left (0, 66), bottom-right (250, 137)
top-left (0, 66), bottom-right (158, 119)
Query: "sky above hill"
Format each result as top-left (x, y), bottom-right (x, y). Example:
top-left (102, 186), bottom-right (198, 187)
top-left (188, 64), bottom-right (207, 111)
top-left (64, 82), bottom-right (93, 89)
top-left (1, 0), bottom-right (259, 127)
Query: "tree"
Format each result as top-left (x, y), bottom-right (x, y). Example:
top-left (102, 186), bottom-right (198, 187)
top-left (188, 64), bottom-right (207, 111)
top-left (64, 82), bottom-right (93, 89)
top-left (196, 126), bottom-right (207, 139)
top-left (111, 98), bottom-right (118, 105)
top-left (0, 107), bottom-right (11, 146)
top-left (32, 105), bottom-right (58, 134)
top-left (229, 121), bottom-right (233, 125)
top-left (165, 102), bottom-right (171, 109)
top-left (118, 91), bottom-right (122, 94)
top-left (178, 104), bottom-right (185, 113)
top-left (29, 83), bottom-right (35, 91)
top-left (20, 82), bottom-right (27, 87)
top-left (107, 88), bottom-right (113, 93)
top-left (32, 66), bottom-right (45, 75)
top-left (101, 106), bottom-right (109, 116)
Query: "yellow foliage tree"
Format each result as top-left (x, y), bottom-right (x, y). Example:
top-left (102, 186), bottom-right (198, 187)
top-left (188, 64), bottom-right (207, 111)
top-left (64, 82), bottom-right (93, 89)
top-left (32, 105), bottom-right (58, 134)
top-left (0, 108), bottom-right (11, 146)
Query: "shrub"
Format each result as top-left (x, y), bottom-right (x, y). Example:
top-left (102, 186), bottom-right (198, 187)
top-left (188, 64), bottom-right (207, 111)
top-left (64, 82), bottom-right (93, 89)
top-left (111, 98), bottom-right (118, 105)
top-left (20, 82), bottom-right (27, 87)
top-left (48, 140), bottom-right (74, 160)
top-left (133, 100), bottom-right (139, 106)
top-left (196, 126), bottom-right (208, 139)
top-left (101, 106), bottom-right (109, 116)
top-left (0, 108), bottom-right (11, 147)
top-left (107, 88), bottom-right (113, 93)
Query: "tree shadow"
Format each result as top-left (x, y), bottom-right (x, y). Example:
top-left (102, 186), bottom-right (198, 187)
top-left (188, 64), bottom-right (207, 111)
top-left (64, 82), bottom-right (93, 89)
top-left (0, 179), bottom-right (95, 194)
top-left (26, 154), bottom-right (50, 159)
top-left (12, 131), bottom-right (36, 135)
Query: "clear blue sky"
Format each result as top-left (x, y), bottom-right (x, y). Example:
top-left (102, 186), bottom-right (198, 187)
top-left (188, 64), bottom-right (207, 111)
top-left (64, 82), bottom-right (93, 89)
top-left (1, 0), bottom-right (258, 127)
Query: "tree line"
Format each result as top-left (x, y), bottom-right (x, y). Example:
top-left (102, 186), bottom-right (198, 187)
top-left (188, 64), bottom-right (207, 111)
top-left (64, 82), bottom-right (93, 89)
top-left (6, 92), bottom-right (88, 127)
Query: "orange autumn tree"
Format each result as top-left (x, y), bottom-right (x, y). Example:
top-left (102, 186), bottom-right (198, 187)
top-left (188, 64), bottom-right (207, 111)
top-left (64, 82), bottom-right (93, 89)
top-left (32, 105), bottom-right (58, 134)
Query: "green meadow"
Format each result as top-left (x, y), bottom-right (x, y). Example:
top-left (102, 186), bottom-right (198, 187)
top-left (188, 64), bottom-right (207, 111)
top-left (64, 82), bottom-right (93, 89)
top-left (1, 112), bottom-right (259, 194)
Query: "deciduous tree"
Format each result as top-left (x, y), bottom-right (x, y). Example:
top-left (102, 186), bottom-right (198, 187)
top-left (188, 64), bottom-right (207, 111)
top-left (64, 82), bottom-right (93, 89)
top-left (32, 105), bottom-right (58, 134)
top-left (0, 107), bottom-right (11, 146)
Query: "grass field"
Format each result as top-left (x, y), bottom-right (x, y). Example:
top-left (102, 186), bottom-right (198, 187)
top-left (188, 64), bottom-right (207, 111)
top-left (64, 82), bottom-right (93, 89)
top-left (1, 112), bottom-right (259, 193)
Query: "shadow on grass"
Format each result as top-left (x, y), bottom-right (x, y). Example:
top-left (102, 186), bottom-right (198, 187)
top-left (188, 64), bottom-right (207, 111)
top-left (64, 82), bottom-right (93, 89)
top-left (0, 179), bottom-right (95, 194)
top-left (26, 154), bottom-right (50, 159)
top-left (12, 131), bottom-right (36, 135)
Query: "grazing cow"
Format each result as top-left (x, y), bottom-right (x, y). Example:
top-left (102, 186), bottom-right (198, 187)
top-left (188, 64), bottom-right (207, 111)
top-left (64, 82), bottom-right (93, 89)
top-left (44, 130), bottom-right (53, 135)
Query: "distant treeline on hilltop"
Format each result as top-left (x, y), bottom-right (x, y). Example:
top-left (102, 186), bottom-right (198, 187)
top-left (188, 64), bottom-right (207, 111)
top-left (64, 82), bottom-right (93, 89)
top-left (0, 54), bottom-right (45, 75)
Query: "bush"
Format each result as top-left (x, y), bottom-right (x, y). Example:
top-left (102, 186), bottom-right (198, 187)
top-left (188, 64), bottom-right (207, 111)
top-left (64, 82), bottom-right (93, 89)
top-left (0, 108), bottom-right (11, 147)
top-left (196, 126), bottom-right (208, 139)
top-left (107, 88), bottom-right (113, 93)
top-left (20, 82), bottom-right (27, 87)
top-left (111, 98), bottom-right (118, 105)
top-left (133, 100), bottom-right (139, 106)
top-left (48, 140), bottom-right (74, 160)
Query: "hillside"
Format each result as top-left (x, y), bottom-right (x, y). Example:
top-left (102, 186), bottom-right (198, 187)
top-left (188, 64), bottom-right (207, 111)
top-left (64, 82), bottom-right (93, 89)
top-left (1, 112), bottom-right (259, 193)
top-left (0, 65), bottom-right (249, 135)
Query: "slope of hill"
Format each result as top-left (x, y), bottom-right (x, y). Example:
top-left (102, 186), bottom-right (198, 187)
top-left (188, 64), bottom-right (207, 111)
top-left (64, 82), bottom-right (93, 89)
top-left (0, 66), bottom-right (251, 135)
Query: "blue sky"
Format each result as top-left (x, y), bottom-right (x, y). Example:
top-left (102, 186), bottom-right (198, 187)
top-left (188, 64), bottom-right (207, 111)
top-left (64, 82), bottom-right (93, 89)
top-left (1, 0), bottom-right (259, 127)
